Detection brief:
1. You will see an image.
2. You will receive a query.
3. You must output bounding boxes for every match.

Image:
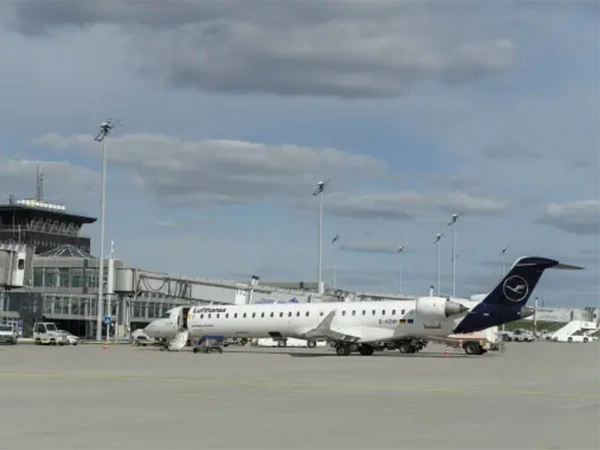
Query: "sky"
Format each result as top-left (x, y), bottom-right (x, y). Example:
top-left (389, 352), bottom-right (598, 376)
top-left (0, 0), bottom-right (598, 307)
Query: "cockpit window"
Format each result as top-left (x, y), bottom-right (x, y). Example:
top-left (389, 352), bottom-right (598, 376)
top-left (162, 311), bottom-right (171, 319)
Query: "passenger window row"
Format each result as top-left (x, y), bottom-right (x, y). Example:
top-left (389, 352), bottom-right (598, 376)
top-left (198, 309), bottom-right (407, 320)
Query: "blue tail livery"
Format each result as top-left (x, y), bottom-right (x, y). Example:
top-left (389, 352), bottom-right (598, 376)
top-left (453, 256), bottom-right (583, 334)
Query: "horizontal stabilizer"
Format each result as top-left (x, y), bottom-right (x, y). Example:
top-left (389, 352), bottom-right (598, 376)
top-left (552, 262), bottom-right (584, 270)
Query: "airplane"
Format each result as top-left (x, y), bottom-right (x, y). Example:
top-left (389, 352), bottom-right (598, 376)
top-left (142, 256), bottom-right (582, 356)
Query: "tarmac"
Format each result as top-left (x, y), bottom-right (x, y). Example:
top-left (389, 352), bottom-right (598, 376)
top-left (0, 341), bottom-right (598, 450)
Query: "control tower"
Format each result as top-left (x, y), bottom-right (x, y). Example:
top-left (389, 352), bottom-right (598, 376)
top-left (0, 165), bottom-right (97, 254)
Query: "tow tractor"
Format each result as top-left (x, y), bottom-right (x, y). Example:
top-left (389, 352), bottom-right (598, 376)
top-left (33, 322), bottom-right (68, 346)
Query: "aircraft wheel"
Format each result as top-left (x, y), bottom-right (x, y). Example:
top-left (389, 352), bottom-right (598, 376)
top-left (358, 345), bottom-right (374, 356)
top-left (336, 344), bottom-right (351, 356)
top-left (464, 342), bottom-right (481, 355)
top-left (398, 342), bottom-right (412, 354)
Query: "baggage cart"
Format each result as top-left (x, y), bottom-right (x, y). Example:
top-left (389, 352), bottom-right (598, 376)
top-left (193, 335), bottom-right (225, 354)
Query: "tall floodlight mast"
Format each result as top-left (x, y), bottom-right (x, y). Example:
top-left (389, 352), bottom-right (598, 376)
top-left (447, 212), bottom-right (462, 298)
top-left (312, 180), bottom-right (330, 294)
top-left (396, 245), bottom-right (405, 294)
top-left (500, 246), bottom-right (507, 277)
top-left (332, 234), bottom-right (340, 289)
top-left (433, 233), bottom-right (443, 296)
top-left (93, 118), bottom-right (122, 341)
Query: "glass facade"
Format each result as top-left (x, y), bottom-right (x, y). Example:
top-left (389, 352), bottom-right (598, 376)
top-left (30, 293), bottom-right (184, 320)
top-left (25, 261), bottom-right (202, 325)
top-left (33, 267), bottom-right (108, 289)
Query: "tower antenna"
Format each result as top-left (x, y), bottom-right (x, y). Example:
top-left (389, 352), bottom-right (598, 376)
top-left (36, 164), bottom-right (44, 201)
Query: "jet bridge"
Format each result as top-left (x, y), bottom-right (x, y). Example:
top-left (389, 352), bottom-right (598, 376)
top-left (114, 268), bottom-right (343, 305)
top-left (0, 243), bottom-right (34, 290)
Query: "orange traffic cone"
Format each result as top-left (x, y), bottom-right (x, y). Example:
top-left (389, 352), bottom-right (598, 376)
top-left (103, 342), bottom-right (108, 350)
top-left (444, 345), bottom-right (449, 356)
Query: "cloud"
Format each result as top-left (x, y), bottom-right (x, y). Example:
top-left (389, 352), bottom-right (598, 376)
top-left (318, 191), bottom-right (509, 220)
top-left (480, 142), bottom-right (542, 160)
top-left (33, 132), bottom-right (387, 207)
top-left (156, 217), bottom-right (211, 228)
top-left (538, 200), bottom-right (600, 235)
top-left (4, 1), bottom-right (517, 98)
top-left (0, 157), bottom-right (99, 211)
top-left (339, 242), bottom-right (404, 255)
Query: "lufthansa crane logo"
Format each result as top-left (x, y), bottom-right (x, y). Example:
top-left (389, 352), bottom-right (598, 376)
top-left (502, 275), bottom-right (529, 302)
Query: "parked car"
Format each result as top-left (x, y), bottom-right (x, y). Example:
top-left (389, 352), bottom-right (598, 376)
top-left (0, 324), bottom-right (17, 345)
top-left (512, 329), bottom-right (535, 342)
top-left (59, 330), bottom-right (80, 345)
top-left (131, 329), bottom-right (159, 347)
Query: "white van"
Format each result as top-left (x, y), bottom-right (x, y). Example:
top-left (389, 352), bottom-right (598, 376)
top-left (0, 324), bottom-right (17, 345)
top-left (33, 322), bottom-right (68, 346)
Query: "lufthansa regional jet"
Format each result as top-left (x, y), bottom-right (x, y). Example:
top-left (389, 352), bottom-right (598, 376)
top-left (143, 256), bottom-right (581, 356)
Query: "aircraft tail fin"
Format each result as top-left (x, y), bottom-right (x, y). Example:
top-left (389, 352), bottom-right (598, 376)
top-left (480, 256), bottom-right (583, 307)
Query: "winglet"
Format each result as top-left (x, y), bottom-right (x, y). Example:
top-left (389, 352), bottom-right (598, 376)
top-left (314, 310), bottom-right (336, 333)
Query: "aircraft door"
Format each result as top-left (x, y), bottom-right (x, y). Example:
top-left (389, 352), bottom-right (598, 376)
top-left (181, 307), bottom-right (190, 330)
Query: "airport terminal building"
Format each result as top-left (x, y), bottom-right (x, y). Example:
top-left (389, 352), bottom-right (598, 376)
top-left (0, 190), bottom-right (348, 338)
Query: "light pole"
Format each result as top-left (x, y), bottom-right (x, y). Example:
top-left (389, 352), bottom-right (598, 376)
top-left (447, 212), bottom-right (461, 298)
top-left (396, 246), bottom-right (405, 294)
top-left (312, 180), bottom-right (330, 294)
top-left (93, 118), bottom-right (121, 341)
top-left (500, 246), bottom-right (507, 277)
top-left (433, 233), bottom-right (443, 296)
top-left (332, 234), bottom-right (340, 290)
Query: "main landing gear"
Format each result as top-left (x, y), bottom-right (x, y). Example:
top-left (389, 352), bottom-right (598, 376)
top-left (397, 339), bottom-right (427, 354)
top-left (335, 343), bottom-right (374, 356)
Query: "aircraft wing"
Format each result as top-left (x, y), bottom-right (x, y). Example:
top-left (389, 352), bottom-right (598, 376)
top-left (303, 311), bottom-right (362, 342)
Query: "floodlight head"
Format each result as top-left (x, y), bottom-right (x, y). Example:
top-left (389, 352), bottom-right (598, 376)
top-left (94, 117), bottom-right (123, 142)
top-left (312, 179), bottom-right (331, 196)
top-left (447, 212), bottom-right (462, 226)
top-left (332, 234), bottom-right (340, 244)
top-left (397, 246), bottom-right (404, 253)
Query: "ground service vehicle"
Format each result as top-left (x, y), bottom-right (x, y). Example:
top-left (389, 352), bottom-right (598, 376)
top-left (0, 324), bottom-right (17, 345)
top-left (512, 328), bottom-right (535, 342)
top-left (33, 322), bottom-right (68, 345)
